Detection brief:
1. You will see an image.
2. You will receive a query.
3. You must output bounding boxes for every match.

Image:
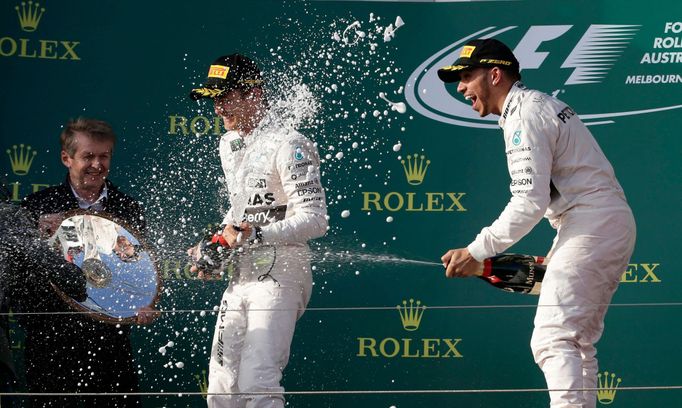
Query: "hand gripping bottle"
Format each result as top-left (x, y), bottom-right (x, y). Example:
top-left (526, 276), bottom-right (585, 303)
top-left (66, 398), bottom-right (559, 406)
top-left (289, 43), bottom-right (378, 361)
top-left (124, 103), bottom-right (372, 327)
top-left (192, 227), bottom-right (234, 276)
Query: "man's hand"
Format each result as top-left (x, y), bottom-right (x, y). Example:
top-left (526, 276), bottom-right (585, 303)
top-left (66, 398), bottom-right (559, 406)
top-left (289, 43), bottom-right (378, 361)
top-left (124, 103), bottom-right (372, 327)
top-left (222, 222), bottom-right (253, 247)
top-left (135, 305), bottom-right (159, 325)
top-left (186, 223), bottom-right (253, 280)
top-left (187, 243), bottom-right (212, 280)
top-left (38, 213), bottom-right (63, 237)
top-left (441, 248), bottom-right (482, 278)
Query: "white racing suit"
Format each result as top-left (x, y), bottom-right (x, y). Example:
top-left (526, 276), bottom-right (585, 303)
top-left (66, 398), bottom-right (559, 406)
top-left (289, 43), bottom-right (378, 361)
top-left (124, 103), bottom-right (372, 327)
top-left (467, 82), bottom-right (636, 408)
top-left (207, 122), bottom-right (327, 408)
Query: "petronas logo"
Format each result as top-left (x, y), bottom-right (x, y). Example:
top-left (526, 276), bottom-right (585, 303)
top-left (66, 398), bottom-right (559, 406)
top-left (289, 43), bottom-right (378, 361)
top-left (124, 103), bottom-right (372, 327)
top-left (7, 144), bottom-right (37, 175)
top-left (15, 1), bottom-right (45, 32)
top-left (400, 154), bottom-right (431, 186)
top-left (597, 370), bottom-right (622, 405)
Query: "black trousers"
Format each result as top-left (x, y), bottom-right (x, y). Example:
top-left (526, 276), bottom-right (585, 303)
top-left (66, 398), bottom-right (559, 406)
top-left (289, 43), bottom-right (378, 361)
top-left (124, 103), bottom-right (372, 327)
top-left (23, 315), bottom-right (141, 408)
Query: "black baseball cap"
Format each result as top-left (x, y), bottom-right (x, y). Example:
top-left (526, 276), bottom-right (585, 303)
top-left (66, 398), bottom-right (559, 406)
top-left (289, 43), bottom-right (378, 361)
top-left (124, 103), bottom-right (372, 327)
top-left (437, 38), bottom-right (520, 83)
top-left (189, 54), bottom-right (264, 100)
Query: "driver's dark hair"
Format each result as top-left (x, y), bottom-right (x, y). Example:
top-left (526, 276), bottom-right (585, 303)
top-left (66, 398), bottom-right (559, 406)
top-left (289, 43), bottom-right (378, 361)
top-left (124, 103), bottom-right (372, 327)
top-left (499, 65), bottom-right (522, 82)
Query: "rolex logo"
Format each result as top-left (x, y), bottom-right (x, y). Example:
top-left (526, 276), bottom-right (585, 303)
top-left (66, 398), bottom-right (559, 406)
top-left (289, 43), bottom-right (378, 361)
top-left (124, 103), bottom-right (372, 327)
top-left (361, 150), bottom-right (467, 213)
top-left (15, 1), bottom-right (45, 32)
top-left (195, 369), bottom-right (208, 400)
top-left (597, 371), bottom-right (622, 405)
top-left (397, 298), bottom-right (425, 331)
top-left (7, 144), bottom-right (37, 175)
top-left (356, 298), bottom-right (462, 359)
top-left (400, 154), bottom-right (430, 185)
top-left (2, 2), bottom-right (81, 61)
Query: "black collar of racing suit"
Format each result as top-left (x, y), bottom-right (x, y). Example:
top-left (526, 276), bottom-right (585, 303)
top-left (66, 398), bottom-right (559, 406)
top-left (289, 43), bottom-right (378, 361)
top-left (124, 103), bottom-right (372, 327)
top-left (498, 81), bottom-right (526, 128)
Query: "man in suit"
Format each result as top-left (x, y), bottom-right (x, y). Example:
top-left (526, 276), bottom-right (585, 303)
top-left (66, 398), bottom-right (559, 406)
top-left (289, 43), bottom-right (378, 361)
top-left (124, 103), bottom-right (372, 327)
top-left (20, 117), bottom-right (154, 407)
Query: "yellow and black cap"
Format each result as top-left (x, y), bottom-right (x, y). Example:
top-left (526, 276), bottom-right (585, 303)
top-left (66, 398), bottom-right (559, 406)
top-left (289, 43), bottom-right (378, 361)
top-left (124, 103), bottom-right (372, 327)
top-left (437, 38), bottom-right (520, 83)
top-left (189, 54), bottom-right (264, 100)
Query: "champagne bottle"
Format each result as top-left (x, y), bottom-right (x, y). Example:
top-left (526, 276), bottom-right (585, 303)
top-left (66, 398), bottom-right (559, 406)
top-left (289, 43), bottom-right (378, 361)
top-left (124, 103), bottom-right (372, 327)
top-left (191, 228), bottom-right (234, 274)
top-left (476, 253), bottom-right (546, 295)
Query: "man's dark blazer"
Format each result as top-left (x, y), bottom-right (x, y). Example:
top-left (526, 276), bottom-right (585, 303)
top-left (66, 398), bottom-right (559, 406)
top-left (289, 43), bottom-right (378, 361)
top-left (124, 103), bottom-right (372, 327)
top-left (22, 176), bottom-right (145, 234)
top-left (17, 175), bottom-right (145, 406)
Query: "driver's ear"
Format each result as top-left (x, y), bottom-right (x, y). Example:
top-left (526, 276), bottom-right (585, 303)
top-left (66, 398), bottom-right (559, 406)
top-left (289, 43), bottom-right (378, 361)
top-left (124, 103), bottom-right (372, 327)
top-left (491, 67), bottom-right (501, 86)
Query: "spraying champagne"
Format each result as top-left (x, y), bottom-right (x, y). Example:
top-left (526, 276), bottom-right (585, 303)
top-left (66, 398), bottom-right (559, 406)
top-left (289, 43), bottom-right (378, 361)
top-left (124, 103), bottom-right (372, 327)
top-left (322, 251), bottom-right (546, 295)
top-left (473, 253), bottom-right (546, 295)
top-left (190, 226), bottom-right (240, 275)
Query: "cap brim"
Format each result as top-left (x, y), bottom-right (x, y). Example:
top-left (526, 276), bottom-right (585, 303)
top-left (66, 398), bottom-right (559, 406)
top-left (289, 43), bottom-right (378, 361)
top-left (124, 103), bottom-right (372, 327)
top-left (188, 87), bottom-right (226, 101)
top-left (437, 64), bottom-right (471, 83)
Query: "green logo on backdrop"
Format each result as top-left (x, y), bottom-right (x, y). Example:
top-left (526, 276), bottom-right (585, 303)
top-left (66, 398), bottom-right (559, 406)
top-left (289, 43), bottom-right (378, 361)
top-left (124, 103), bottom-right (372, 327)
top-left (15, 1), bottom-right (45, 32)
top-left (195, 369), bottom-right (208, 400)
top-left (0, 1), bottom-right (81, 60)
top-left (4, 143), bottom-right (50, 202)
top-left (356, 298), bottom-right (463, 359)
top-left (7, 144), bottom-right (37, 176)
top-left (168, 115), bottom-right (224, 136)
top-left (361, 152), bottom-right (467, 212)
top-left (597, 370), bottom-right (622, 405)
top-left (620, 263), bottom-right (661, 283)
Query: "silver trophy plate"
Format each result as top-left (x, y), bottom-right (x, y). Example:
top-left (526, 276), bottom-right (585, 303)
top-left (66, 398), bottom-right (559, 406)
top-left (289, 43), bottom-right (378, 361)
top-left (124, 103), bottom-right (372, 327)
top-left (48, 210), bottom-right (161, 324)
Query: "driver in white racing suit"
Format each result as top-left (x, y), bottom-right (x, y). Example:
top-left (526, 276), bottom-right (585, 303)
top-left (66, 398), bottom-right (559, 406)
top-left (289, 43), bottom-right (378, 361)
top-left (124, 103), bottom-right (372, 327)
top-left (438, 39), bottom-right (636, 408)
top-left (188, 54), bottom-right (327, 408)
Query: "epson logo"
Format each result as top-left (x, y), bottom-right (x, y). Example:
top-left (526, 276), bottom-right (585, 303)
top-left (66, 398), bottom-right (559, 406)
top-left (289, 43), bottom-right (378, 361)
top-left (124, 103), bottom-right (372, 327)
top-left (405, 24), bottom-right (682, 129)
top-left (510, 178), bottom-right (533, 187)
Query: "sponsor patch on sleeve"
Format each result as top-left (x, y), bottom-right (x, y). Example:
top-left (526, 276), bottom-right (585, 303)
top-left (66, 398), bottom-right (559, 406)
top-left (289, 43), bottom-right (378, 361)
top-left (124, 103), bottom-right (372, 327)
top-left (294, 146), bottom-right (305, 161)
top-left (510, 176), bottom-right (534, 196)
top-left (230, 138), bottom-right (245, 152)
top-left (512, 130), bottom-right (522, 146)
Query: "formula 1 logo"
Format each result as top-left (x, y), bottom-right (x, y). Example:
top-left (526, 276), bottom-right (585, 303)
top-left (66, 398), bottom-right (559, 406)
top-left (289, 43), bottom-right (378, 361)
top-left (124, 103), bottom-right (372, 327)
top-left (406, 24), bottom-right (682, 129)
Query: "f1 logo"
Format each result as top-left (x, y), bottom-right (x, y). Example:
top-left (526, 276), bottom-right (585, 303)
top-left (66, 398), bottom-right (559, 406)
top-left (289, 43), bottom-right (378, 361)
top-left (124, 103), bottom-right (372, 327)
top-left (513, 25), bottom-right (573, 70)
top-left (511, 24), bottom-right (640, 85)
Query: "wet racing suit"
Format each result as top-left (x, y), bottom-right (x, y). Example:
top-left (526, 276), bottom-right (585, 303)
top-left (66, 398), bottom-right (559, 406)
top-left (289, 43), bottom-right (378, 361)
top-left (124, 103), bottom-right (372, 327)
top-left (466, 82), bottom-right (636, 408)
top-left (207, 120), bottom-right (327, 408)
